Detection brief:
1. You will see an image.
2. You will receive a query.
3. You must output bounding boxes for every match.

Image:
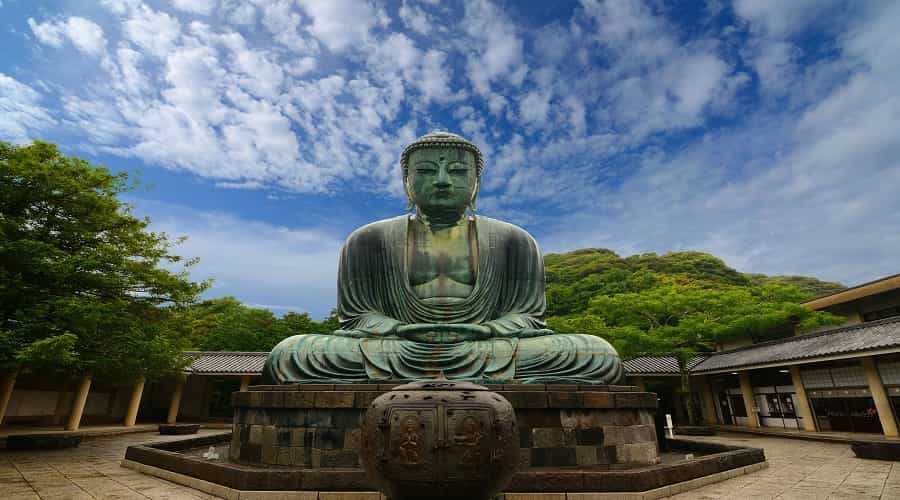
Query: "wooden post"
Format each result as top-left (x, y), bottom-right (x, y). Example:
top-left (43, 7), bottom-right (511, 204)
top-left (66, 373), bottom-right (92, 431)
top-left (738, 371), bottom-right (760, 428)
top-left (698, 376), bottom-right (719, 425)
top-left (123, 376), bottom-right (146, 427)
top-left (862, 357), bottom-right (899, 437)
top-left (789, 366), bottom-right (817, 432)
top-left (0, 369), bottom-right (17, 426)
top-left (239, 375), bottom-right (251, 392)
top-left (167, 376), bottom-right (185, 424)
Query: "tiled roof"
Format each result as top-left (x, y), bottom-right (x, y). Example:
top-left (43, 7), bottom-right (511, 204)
top-left (183, 351), bottom-right (267, 375)
top-left (623, 355), bottom-right (706, 376)
top-left (691, 316), bottom-right (900, 373)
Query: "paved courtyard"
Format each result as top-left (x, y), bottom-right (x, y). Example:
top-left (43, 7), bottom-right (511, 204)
top-left (667, 433), bottom-right (900, 499)
top-left (1, 430), bottom-right (900, 499)
top-left (1, 430), bottom-right (222, 499)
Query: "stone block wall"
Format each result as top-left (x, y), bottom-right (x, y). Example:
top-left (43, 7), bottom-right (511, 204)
top-left (231, 384), bottom-right (659, 469)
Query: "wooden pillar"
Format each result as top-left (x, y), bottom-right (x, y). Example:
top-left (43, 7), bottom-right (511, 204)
top-left (239, 375), bottom-right (251, 392)
top-left (738, 371), bottom-right (760, 428)
top-left (698, 376), bottom-right (718, 425)
top-left (0, 369), bottom-right (17, 426)
top-left (123, 376), bottom-right (145, 427)
top-left (789, 366), bottom-right (817, 432)
top-left (862, 357), bottom-right (899, 437)
top-left (167, 376), bottom-right (185, 424)
top-left (65, 373), bottom-right (92, 431)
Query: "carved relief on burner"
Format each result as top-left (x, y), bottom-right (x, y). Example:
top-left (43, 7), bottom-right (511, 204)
top-left (398, 415), bottom-right (423, 465)
top-left (454, 415), bottom-right (484, 467)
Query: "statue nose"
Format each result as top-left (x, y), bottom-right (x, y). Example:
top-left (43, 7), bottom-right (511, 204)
top-left (434, 169), bottom-right (451, 188)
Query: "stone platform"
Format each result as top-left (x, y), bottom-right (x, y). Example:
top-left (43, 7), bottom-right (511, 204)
top-left (230, 384), bottom-right (659, 469)
top-left (123, 433), bottom-right (766, 495)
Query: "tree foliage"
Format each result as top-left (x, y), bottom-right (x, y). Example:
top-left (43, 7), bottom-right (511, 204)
top-left (544, 248), bottom-right (845, 317)
top-left (179, 297), bottom-right (339, 351)
top-left (546, 248), bottom-right (846, 355)
top-left (0, 141), bottom-right (206, 379)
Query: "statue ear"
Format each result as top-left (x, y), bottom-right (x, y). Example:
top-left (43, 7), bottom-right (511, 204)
top-left (469, 178), bottom-right (480, 213)
top-left (404, 177), bottom-right (414, 212)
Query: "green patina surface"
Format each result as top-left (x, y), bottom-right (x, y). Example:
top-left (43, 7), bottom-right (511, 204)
top-left (264, 132), bottom-right (623, 384)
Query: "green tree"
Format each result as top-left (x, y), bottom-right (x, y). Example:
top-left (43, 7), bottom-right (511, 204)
top-left (0, 141), bottom-right (205, 382)
top-left (544, 248), bottom-right (846, 316)
top-left (180, 298), bottom-right (340, 351)
top-left (281, 309), bottom-right (340, 336)
top-left (180, 297), bottom-right (284, 351)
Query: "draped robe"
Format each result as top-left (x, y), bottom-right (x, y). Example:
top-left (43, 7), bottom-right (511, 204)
top-left (264, 215), bottom-right (623, 384)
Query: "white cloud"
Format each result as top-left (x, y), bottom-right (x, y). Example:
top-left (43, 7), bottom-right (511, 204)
top-left (258, 0), bottom-right (317, 53)
top-left (398, 1), bottom-right (431, 34)
top-left (461, 0), bottom-right (526, 96)
top-left (123, 4), bottom-right (181, 58)
top-left (215, 180), bottom-right (265, 189)
top-left (28, 16), bottom-right (107, 57)
top-left (0, 74), bottom-right (55, 143)
top-left (580, 0), bottom-right (741, 139)
top-left (99, 0), bottom-right (141, 15)
top-left (518, 91), bottom-right (551, 127)
top-left (170, 0), bottom-right (216, 16)
top-left (300, 0), bottom-right (378, 52)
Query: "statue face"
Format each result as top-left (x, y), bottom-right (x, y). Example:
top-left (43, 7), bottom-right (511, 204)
top-left (406, 146), bottom-right (477, 215)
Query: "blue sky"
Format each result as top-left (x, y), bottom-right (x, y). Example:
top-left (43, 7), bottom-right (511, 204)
top-left (2, 0), bottom-right (899, 319)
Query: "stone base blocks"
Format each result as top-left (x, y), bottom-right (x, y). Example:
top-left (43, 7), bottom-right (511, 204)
top-left (125, 433), bottom-right (765, 495)
top-left (121, 383), bottom-right (765, 495)
top-left (230, 384), bottom-right (660, 469)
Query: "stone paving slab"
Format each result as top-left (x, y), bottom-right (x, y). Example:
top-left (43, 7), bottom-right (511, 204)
top-left (2, 430), bottom-right (899, 499)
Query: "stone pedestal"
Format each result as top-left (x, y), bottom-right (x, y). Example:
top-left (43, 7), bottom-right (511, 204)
top-left (231, 384), bottom-right (659, 469)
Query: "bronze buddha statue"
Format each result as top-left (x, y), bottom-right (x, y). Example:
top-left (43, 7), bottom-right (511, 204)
top-left (264, 132), bottom-right (623, 384)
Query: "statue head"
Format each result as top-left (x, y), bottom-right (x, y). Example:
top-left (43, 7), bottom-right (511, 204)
top-left (401, 131), bottom-right (483, 218)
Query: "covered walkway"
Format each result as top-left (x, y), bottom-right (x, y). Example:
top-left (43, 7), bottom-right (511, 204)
top-left (713, 425), bottom-right (900, 444)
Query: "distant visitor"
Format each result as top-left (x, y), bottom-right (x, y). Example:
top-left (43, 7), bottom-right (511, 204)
top-left (264, 132), bottom-right (623, 384)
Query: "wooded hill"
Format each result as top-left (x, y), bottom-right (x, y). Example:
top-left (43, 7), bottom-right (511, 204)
top-left (544, 248), bottom-right (847, 359)
top-left (544, 248), bottom-right (845, 317)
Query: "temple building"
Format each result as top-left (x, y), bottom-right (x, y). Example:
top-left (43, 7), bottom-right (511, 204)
top-left (3, 274), bottom-right (900, 438)
top-left (628, 273), bottom-right (900, 436)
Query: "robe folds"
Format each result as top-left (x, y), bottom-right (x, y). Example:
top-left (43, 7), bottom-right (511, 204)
top-left (263, 215), bottom-right (624, 384)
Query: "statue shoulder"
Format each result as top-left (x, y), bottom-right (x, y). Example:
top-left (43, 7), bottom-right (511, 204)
top-left (476, 216), bottom-right (541, 251)
top-left (344, 215), bottom-right (408, 247)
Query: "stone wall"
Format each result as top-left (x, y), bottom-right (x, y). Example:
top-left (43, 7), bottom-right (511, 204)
top-left (231, 384), bottom-right (659, 469)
